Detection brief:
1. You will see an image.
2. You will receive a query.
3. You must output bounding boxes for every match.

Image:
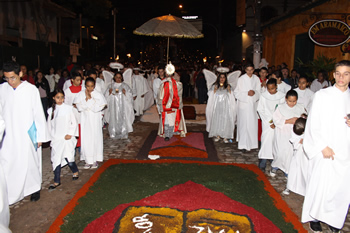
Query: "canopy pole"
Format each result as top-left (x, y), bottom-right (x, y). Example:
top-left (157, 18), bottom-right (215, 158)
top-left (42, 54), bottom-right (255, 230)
top-left (166, 37), bottom-right (170, 64)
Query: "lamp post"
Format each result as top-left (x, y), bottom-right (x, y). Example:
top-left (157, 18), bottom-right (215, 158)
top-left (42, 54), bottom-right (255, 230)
top-left (112, 8), bottom-right (118, 60)
top-left (253, 0), bottom-right (262, 69)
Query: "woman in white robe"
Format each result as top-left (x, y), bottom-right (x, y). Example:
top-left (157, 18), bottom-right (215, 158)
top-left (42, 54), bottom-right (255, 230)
top-left (206, 73), bottom-right (236, 143)
top-left (294, 76), bottom-right (314, 113)
top-left (73, 78), bottom-right (107, 169)
top-left (257, 79), bottom-right (285, 171)
top-left (105, 72), bottom-right (134, 139)
top-left (271, 90), bottom-right (306, 176)
top-left (47, 90), bottom-right (79, 188)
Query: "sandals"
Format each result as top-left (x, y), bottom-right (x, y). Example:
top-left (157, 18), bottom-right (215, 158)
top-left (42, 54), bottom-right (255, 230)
top-left (72, 173), bottom-right (79, 180)
top-left (48, 183), bottom-right (61, 190)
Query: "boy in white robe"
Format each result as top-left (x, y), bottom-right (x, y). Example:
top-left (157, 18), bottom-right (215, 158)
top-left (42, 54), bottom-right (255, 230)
top-left (233, 63), bottom-right (261, 151)
top-left (0, 105), bottom-right (11, 233)
top-left (302, 60), bottom-right (350, 232)
top-left (284, 117), bottom-right (308, 196)
top-left (153, 65), bottom-right (166, 114)
top-left (257, 78), bottom-right (285, 171)
top-left (270, 90), bottom-right (306, 177)
top-left (294, 76), bottom-right (314, 113)
top-left (132, 68), bottom-right (150, 116)
top-left (270, 70), bottom-right (291, 94)
top-left (0, 61), bottom-right (49, 204)
top-left (73, 78), bottom-right (107, 169)
top-left (310, 70), bottom-right (330, 93)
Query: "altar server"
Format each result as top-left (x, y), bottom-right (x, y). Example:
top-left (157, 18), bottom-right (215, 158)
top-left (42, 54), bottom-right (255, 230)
top-left (270, 90), bottom-right (306, 177)
top-left (302, 60), bottom-right (350, 233)
top-left (0, 61), bottom-right (48, 204)
top-left (257, 78), bottom-right (285, 171)
top-left (294, 76), bottom-right (314, 113)
top-left (234, 63), bottom-right (261, 151)
top-left (73, 78), bottom-right (107, 169)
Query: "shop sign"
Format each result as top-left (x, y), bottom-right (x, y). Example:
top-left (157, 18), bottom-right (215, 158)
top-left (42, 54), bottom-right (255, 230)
top-left (309, 19), bottom-right (350, 47)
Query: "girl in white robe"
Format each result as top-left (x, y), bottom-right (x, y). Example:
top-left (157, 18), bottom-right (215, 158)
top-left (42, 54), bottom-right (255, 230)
top-left (270, 90), bottom-right (306, 177)
top-left (73, 78), bottom-right (107, 169)
top-left (294, 76), bottom-right (314, 113)
top-left (105, 72), bottom-right (134, 139)
top-left (257, 79), bottom-right (285, 171)
top-left (206, 73), bottom-right (236, 143)
top-left (285, 117), bottom-right (308, 196)
top-left (47, 90), bottom-right (79, 189)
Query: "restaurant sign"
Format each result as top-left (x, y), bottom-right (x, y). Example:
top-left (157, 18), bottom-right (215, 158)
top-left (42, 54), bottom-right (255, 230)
top-left (309, 19), bottom-right (350, 47)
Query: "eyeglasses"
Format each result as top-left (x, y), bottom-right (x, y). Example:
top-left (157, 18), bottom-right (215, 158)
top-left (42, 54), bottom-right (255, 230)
top-left (4, 76), bottom-right (17, 81)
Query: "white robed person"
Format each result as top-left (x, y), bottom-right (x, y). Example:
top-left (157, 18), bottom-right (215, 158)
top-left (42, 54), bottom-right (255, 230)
top-left (157, 63), bottom-right (187, 140)
top-left (0, 61), bottom-right (49, 204)
top-left (286, 117), bottom-right (308, 196)
top-left (294, 76), bottom-right (314, 113)
top-left (153, 65), bottom-right (167, 114)
top-left (104, 71), bottom-right (134, 139)
top-left (270, 90), bottom-right (306, 177)
top-left (257, 78), bottom-right (285, 171)
top-left (233, 63), bottom-right (261, 151)
top-left (132, 68), bottom-right (152, 116)
top-left (302, 60), bottom-right (350, 232)
top-left (73, 77), bottom-right (107, 169)
top-left (204, 67), bottom-right (240, 143)
top-left (0, 104), bottom-right (11, 233)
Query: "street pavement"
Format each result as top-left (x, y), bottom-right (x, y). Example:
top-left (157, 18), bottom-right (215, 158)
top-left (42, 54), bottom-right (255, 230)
top-left (8, 119), bottom-right (350, 233)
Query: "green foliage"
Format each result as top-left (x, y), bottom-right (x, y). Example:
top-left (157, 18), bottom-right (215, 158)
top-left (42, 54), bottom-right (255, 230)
top-left (296, 54), bottom-right (336, 80)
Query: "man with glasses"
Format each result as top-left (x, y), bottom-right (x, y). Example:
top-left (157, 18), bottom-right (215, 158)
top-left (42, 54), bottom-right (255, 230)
top-left (0, 61), bottom-right (48, 204)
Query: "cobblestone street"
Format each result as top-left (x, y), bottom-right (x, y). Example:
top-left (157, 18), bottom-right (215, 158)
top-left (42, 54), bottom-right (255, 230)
top-left (8, 120), bottom-right (350, 232)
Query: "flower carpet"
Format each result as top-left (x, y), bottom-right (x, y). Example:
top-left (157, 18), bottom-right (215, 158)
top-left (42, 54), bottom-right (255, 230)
top-left (48, 159), bottom-right (306, 233)
top-left (136, 131), bottom-right (219, 161)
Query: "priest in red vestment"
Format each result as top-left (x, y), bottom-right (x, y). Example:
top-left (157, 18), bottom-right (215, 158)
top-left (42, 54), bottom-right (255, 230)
top-left (157, 63), bottom-right (187, 141)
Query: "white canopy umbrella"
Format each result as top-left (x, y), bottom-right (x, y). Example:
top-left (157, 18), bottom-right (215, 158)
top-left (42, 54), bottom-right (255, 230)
top-left (134, 14), bottom-right (204, 63)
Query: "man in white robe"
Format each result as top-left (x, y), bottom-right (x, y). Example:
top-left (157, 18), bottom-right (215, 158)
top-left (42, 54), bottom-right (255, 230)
top-left (0, 105), bottom-right (11, 233)
top-left (153, 65), bottom-right (166, 114)
top-left (132, 68), bottom-right (150, 116)
top-left (234, 64), bottom-right (261, 151)
top-left (302, 60), bottom-right (350, 232)
top-left (0, 61), bottom-right (48, 204)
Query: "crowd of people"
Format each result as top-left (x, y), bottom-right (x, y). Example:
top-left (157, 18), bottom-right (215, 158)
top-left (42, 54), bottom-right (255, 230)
top-left (0, 58), bottom-right (349, 233)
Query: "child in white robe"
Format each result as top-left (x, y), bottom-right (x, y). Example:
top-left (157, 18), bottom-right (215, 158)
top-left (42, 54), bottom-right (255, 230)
top-left (47, 89), bottom-right (79, 189)
top-left (206, 73), bottom-right (236, 143)
top-left (270, 90), bottom-right (306, 177)
top-left (105, 72), bottom-right (134, 139)
top-left (73, 78), bottom-right (107, 169)
top-left (257, 78), bottom-right (285, 171)
top-left (284, 117), bottom-right (308, 196)
top-left (270, 70), bottom-right (291, 94)
top-left (294, 76), bottom-right (314, 113)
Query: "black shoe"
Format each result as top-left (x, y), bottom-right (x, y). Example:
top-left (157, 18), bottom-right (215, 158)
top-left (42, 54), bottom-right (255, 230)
top-left (48, 183), bottom-right (61, 190)
top-left (241, 149), bottom-right (247, 153)
top-left (30, 191), bottom-right (41, 202)
top-left (164, 137), bottom-right (170, 141)
top-left (328, 225), bottom-right (341, 233)
top-left (309, 221), bottom-right (322, 232)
